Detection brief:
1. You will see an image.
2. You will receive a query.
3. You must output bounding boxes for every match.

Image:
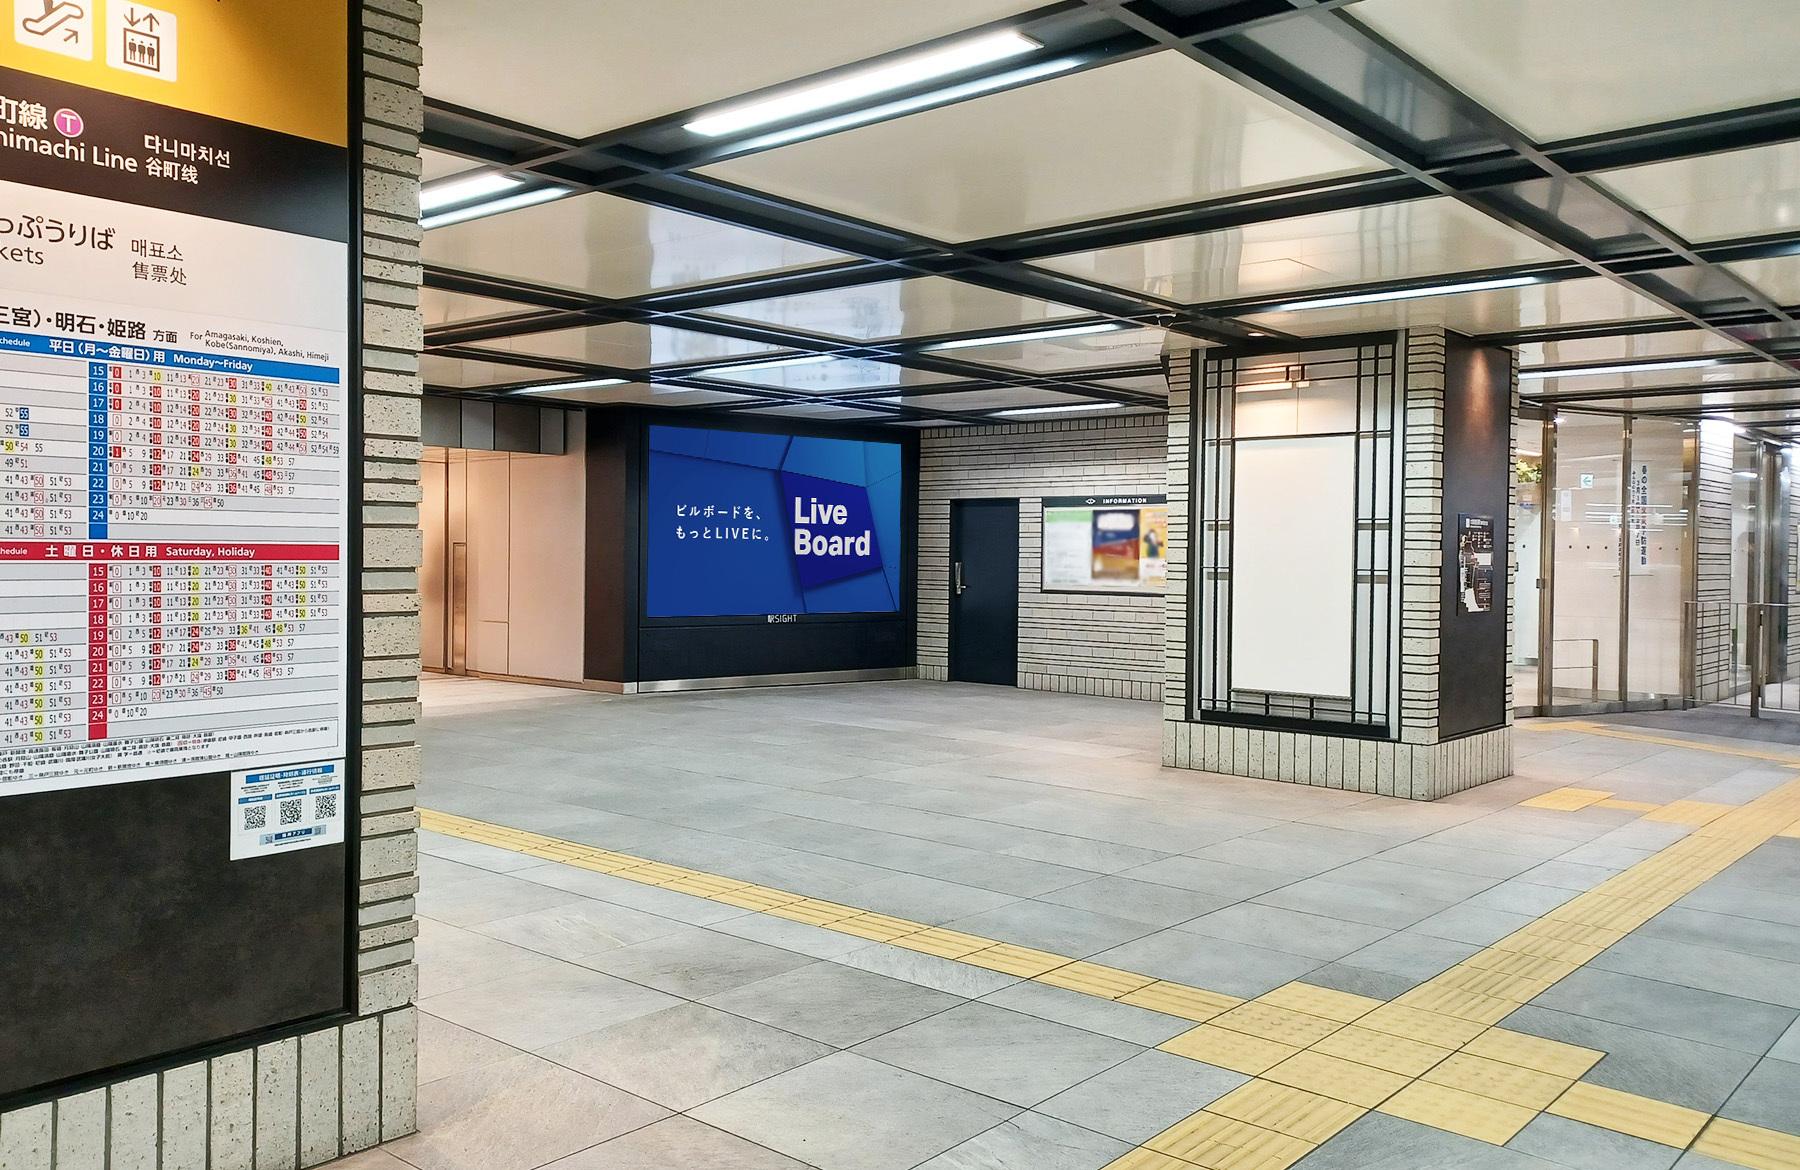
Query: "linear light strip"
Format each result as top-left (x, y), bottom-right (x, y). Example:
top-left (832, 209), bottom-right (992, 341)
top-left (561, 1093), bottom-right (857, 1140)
top-left (421, 185), bottom-right (573, 230)
top-left (684, 30), bottom-right (1039, 137)
top-left (514, 377), bottom-right (630, 394)
top-left (1520, 357), bottom-right (1720, 380)
top-left (420, 170), bottom-right (523, 212)
top-left (697, 353), bottom-right (837, 376)
top-left (1271, 275), bottom-right (1538, 313)
top-left (924, 321), bottom-right (1126, 352)
top-left (994, 402), bottom-right (1124, 417)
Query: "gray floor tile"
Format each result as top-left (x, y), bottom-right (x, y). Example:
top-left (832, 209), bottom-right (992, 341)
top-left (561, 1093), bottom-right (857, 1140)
top-left (417, 870), bottom-right (586, 928)
top-left (853, 1003), bottom-right (1141, 1107)
top-left (1460, 880), bottom-right (1580, 918)
top-left (979, 980), bottom-right (1192, 1047)
top-left (317, 1151), bottom-right (413, 1169)
top-left (690, 1051), bottom-right (1018, 1170)
top-left (538, 1002), bottom-right (831, 1110)
top-left (1637, 906), bottom-right (1800, 965)
top-left (913, 1112), bottom-right (1129, 1170)
top-left (1180, 903), bottom-right (1392, 962)
top-left (470, 898), bottom-right (686, 961)
top-left (576, 926), bottom-right (818, 999)
top-left (704, 962), bottom-right (963, 1048)
top-left (1593, 934), bottom-right (1800, 1009)
top-left (946, 899), bottom-right (1158, 958)
top-left (1300, 962), bottom-right (1420, 1002)
top-left (1294, 1112), bottom-right (1559, 1169)
top-left (1410, 904), bottom-right (1537, 946)
top-left (1771, 1016), bottom-right (1800, 1063)
top-left (418, 1011), bottom-right (524, 1087)
top-left (838, 942), bottom-right (1023, 998)
top-left (420, 960), bottom-right (681, 1051)
top-left (1249, 877), bottom-right (1457, 930)
top-left (415, 918), bottom-right (558, 1000)
top-left (390, 1051), bottom-right (668, 1170)
top-left (520, 864), bottom-right (752, 926)
top-left (1506, 1114), bottom-right (1679, 1170)
top-left (1502, 1005), bottom-right (1759, 1111)
top-left (846, 873), bottom-right (1021, 924)
top-left (1374, 840), bottom-right (1543, 879)
top-left (1089, 930), bottom-right (1323, 998)
top-left (1529, 967), bottom-right (1797, 1054)
top-left (1677, 882), bottom-right (1800, 928)
top-left (706, 907), bottom-right (878, 960)
top-left (1037, 1050), bottom-right (1246, 1142)
top-left (1036, 875), bottom-right (1232, 929)
top-left (1339, 932), bottom-right (1483, 983)
top-left (1113, 855), bottom-right (1296, 900)
top-left (1719, 1056), bottom-right (1800, 1136)
top-left (541, 1116), bottom-right (809, 1169)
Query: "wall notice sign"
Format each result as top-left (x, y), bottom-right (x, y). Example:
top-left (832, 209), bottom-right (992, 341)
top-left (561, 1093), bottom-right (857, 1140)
top-left (1042, 495), bottom-right (1167, 594)
top-left (0, 4), bottom-right (351, 797)
top-left (1457, 513), bottom-right (1495, 615)
top-left (229, 757), bottom-right (342, 859)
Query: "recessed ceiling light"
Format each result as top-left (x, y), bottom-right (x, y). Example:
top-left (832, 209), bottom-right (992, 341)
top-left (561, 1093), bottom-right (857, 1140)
top-left (924, 322), bottom-right (1126, 352)
top-left (1519, 357), bottom-right (1720, 380)
top-left (994, 402), bottom-right (1125, 418)
top-left (684, 30), bottom-right (1040, 137)
top-left (420, 170), bottom-right (523, 212)
top-left (421, 185), bottom-right (573, 229)
top-left (699, 353), bottom-right (838, 376)
top-left (1271, 275), bottom-right (1538, 313)
top-left (514, 377), bottom-right (629, 394)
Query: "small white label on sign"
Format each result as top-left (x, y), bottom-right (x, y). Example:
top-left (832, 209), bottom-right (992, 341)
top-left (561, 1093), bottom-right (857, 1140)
top-left (14, 0), bottom-right (93, 60)
top-left (1578, 473), bottom-right (1596, 489)
top-left (106, 0), bottom-right (174, 79)
top-left (231, 760), bottom-right (345, 860)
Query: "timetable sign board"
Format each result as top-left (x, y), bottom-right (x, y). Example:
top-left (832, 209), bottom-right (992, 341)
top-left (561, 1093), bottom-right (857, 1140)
top-left (0, 5), bottom-right (351, 796)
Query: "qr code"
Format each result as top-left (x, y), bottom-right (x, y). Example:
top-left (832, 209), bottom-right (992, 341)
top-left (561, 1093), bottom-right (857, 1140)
top-left (243, 804), bottom-right (267, 830)
top-left (315, 793), bottom-right (338, 821)
top-left (279, 799), bottom-right (303, 826)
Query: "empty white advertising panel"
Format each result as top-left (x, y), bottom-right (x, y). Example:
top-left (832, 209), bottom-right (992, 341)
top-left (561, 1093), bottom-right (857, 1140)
top-left (1229, 435), bottom-right (1355, 698)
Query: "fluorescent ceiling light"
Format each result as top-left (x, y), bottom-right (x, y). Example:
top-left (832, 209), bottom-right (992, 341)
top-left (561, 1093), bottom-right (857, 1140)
top-left (684, 30), bottom-right (1039, 137)
top-left (1518, 357), bottom-right (1720, 380)
top-left (994, 402), bottom-right (1124, 418)
top-left (514, 377), bottom-right (628, 394)
top-left (1238, 381), bottom-right (1311, 393)
top-left (420, 170), bottom-right (522, 212)
top-left (421, 185), bottom-right (572, 230)
top-left (700, 353), bottom-right (837, 376)
top-left (728, 56), bottom-right (1080, 154)
top-left (925, 322), bottom-right (1126, 352)
top-left (1271, 275), bottom-right (1538, 313)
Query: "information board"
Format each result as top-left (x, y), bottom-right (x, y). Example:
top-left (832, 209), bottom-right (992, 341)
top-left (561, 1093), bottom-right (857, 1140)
top-left (1042, 494), bottom-right (1167, 595)
top-left (0, 6), bottom-right (350, 799)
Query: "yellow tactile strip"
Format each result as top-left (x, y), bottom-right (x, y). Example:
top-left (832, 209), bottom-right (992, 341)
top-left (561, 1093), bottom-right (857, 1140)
top-left (420, 756), bottom-right (1800, 1170)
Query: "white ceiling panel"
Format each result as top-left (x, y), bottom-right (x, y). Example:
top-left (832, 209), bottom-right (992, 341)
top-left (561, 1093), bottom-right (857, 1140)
top-left (701, 358), bottom-right (957, 394)
top-left (422, 354), bottom-right (572, 390)
top-left (1035, 197), bottom-right (1557, 305)
top-left (1091, 374), bottom-right (1171, 396)
top-left (873, 386), bottom-right (1091, 412)
top-left (520, 384), bottom-right (757, 407)
top-left (944, 325), bottom-right (1169, 373)
top-left (1516, 329), bottom-right (1755, 368)
top-left (422, 0), bottom-right (1046, 137)
top-left (1239, 276), bottom-right (1672, 337)
top-left (467, 322), bottom-right (782, 370)
top-left (421, 149), bottom-right (475, 183)
top-left (425, 191), bottom-right (853, 300)
top-left (422, 289), bottom-right (546, 329)
top-left (701, 52), bottom-right (1383, 242)
top-left (1597, 142), bottom-right (1800, 244)
top-left (701, 276), bottom-right (1088, 342)
top-left (1550, 387), bottom-right (1800, 415)
top-left (743, 403), bottom-right (894, 420)
top-left (1725, 255), bottom-right (1800, 306)
top-left (1351, 0), bottom-right (1800, 142)
top-left (1524, 360), bottom-right (1792, 395)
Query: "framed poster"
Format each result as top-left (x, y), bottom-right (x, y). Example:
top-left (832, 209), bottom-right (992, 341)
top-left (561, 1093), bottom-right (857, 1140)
top-left (1458, 513), bottom-right (1495, 614)
top-left (1042, 494), bottom-right (1167, 595)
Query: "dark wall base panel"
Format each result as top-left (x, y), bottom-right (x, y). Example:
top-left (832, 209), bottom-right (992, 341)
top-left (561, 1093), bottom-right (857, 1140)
top-left (639, 619), bottom-right (911, 682)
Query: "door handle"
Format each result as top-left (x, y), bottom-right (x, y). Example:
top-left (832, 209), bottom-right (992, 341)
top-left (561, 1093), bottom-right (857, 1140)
top-left (954, 561), bottom-right (967, 595)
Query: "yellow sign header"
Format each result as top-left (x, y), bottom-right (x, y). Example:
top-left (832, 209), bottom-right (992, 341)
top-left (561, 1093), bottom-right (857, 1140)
top-left (2, 0), bottom-right (348, 145)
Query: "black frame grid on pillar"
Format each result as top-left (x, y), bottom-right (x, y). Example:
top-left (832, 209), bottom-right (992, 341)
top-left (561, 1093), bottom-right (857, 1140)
top-left (0, 0), bottom-right (363, 1108)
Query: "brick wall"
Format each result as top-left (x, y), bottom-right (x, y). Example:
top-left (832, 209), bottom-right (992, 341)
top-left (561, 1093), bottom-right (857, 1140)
top-left (0, 3), bottom-right (423, 1165)
top-left (917, 413), bottom-right (1168, 701)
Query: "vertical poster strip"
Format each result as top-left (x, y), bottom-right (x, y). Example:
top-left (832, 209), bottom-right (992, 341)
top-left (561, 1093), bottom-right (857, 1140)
top-left (0, 6), bottom-right (352, 801)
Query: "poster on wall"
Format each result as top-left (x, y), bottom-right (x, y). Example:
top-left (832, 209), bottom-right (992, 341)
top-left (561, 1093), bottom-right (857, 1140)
top-left (646, 425), bottom-right (903, 617)
top-left (0, 4), bottom-right (352, 797)
top-left (1457, 513), bottom-right (1495, 614)
top-left (1042, 495), bottom-right (1167, 594)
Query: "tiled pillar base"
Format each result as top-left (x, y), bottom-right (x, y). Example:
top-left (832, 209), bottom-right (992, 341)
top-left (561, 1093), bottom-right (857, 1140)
top-left (1162, 721), bottom-right (1513, 800)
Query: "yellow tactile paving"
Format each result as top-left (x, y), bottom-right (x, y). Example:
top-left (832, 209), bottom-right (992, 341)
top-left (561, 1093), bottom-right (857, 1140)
top-left (1121, 980), bottom-right (1243, 1022)
top-left (1035, 960), bottom-right (1157, 999)
top-left (1460, 1029), bottom-right (1603, 1080)
top-left (1159, 1024), bottom-right (1302, 1075)
top-left (1520, 786), bottom-right (1614, 811)
top-left (1420, 1053), bottom-right (1571, 1111)
top-left (1376, 1080), bottom-right (1538, 1145)
top-left (1257, 982), bottom-right (1383, 1024)
top-left (709, 884), bottom-right (805, 910)
top-left (1594, 797), bottom-right (1664, 812)
top-left (1211, 1002), bottom-right (1346, 1047)
top-left (1391, 983), bottom-right (1521, 1025)
top-left (1356, 1003), bottom-right (1490, 1049)
top-left (1207, 1080), bottom-right (1366, 1144)
top-left (962, 942), bottom-right (1068, 977)
top-left (1546, 1082), bottom-right (1710, 1148)
top-left (1263, 1050), bottom-right (1410, 1109)
top-left (892, 926), bottom-right (992, 959)
top-left (1101, 1149), bottom-right (1198, 1170)
top-left (1146, 1111), bottom-right (1316, 1170)
top-left (1693, 1118), bottom-right (1800, 1170)
top-left (1644, 799), bottom-right (1736, 826)
top-left (1310, 1025), bottom-right (1454, 1078)
top-left (832, 912), bottom-right (926, 942)
top-left (1461, 948), bottom-right (1579, 984)
top-left (1425, 963), bottom-right (1556, 1004)
top-left (768, 898), bottom-right (863, 927)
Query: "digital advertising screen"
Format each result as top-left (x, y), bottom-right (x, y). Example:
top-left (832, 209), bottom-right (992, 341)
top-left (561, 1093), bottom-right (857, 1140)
top-left (646, 425), bottom-right (904, 618)
top-left (1042, 495), bottom-right (1168, 594)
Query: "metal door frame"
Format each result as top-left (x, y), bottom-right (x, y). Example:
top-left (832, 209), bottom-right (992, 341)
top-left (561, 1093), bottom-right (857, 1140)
top-left (947, 497), bottom-right (1019, 686)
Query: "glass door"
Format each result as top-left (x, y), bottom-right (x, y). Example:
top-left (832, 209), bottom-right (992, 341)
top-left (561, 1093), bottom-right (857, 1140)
top-left (1513, 411), bottom-right (1546, 712)
top-left (1548, 413), bottom-right (1624, 707)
